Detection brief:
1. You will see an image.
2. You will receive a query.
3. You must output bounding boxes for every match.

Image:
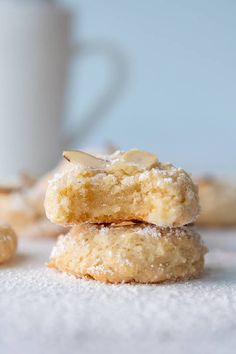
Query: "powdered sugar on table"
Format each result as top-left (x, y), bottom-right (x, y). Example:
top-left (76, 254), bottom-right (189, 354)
top-left (1, 229), bottom-right (236, 354)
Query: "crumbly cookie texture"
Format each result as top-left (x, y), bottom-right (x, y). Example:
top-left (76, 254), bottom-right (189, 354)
top-left (0, 223), bottom-right (17, 264)
top-left (197, 177), bottom-right (236, 227)
top-left (48, 223), bottom-right (207, 284)
top-left (45, 149), bottom-right (199, 227)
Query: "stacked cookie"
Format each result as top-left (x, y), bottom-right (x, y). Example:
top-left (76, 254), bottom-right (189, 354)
top-left (45, 149), bottom-right (207, 284)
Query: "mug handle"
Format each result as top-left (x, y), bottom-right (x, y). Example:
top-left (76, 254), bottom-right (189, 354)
top-left (64, 39), bottom-right (127, 147)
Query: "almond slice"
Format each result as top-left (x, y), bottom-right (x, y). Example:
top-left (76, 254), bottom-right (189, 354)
top-left (63, 150), bottom-right (107, 169)
top-left (122, 149), bottom-right (158, 169)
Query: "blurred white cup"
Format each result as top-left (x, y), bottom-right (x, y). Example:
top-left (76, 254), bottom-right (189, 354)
top-left (0, 1), bottom-right (124, 181)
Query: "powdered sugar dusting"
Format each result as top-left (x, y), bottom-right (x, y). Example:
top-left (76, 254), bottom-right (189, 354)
top-left (99, 226), bottom-right (109, 236)
top-left (134, 225), bottom-right (200, 239)
top-left (1, 231), bottom-right (236, 354)
top-left (135, 225), bottom-right (162, 238)
top-left (87, 264), bottom-right (114, 275)
top-left (49, 172), bottom-right (65, 184)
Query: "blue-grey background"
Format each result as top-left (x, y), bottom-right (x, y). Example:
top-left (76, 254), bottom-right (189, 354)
top-left (61, 0), bottom-right (235, 174)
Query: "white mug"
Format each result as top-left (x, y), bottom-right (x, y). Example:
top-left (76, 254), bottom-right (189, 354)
top-left (0, 1), bottom-right (124, 181)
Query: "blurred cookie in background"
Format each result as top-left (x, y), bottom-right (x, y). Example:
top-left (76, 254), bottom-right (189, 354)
top-left (0, 160), bottom-right (70, 238)
top-left (0, 222), bottom-right (17, 264)
top-left (196, 176), bottom-right (236, 227)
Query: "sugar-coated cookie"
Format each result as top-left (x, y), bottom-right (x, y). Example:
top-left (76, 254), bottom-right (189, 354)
top-left (45, 150), bottom-right (199, 227)
top-left (0, 223), bottom-right (17, 264)
top-left (197, 177), bottom-right (236, 227)
top-left (48, 223), bottom-right (207, 284)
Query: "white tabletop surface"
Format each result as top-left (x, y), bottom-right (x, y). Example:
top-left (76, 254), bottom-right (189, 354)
top-left (1, 228), bottom-right (236, 354)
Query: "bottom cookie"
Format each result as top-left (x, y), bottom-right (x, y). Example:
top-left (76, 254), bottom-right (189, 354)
top-left (48, 223), bottom-right (207, 284)
top-left (0, 223), bottom-right (17, 264)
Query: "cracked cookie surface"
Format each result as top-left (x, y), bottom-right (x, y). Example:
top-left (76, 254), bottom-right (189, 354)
top-left (48, 223), bottom-right (207, 284)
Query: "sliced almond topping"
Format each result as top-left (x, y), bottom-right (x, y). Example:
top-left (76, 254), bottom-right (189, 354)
top-left (122, 149), bottom-right (158, 169)
top-left (63, 150), bottom-right (107, 169)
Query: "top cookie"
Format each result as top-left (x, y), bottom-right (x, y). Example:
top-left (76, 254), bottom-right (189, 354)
top-left (44, 149), bottom-right (199, 227)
